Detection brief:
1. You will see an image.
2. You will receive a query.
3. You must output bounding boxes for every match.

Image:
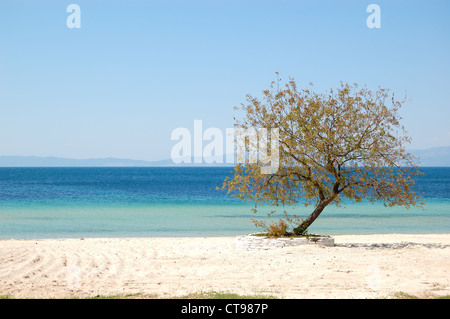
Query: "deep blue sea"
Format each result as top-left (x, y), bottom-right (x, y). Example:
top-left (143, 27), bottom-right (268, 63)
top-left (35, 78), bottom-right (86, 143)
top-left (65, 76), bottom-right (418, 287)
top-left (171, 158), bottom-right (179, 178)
top-left (0, 167), bottom-right (449, 238)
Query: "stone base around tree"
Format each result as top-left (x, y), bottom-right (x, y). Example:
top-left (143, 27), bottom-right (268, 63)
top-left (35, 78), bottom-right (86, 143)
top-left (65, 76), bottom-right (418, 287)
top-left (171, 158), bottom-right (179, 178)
top-left (235, 233), bottom-right (335, 250)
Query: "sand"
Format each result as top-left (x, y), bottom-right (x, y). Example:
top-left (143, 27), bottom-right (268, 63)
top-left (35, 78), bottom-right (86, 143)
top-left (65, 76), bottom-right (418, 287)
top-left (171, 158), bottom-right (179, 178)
top-left (0, 234), bottom-right (449, 299)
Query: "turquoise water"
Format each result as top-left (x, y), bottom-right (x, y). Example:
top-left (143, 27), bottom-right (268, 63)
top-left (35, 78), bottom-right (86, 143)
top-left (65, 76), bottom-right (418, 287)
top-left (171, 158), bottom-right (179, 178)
top-left (0, 167), bottom-right (449, 238)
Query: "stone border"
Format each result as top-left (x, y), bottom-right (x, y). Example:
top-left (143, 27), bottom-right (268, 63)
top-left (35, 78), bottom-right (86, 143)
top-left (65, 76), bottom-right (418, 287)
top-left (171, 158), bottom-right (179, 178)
top-left (235, 233), bottom-right (335, 250)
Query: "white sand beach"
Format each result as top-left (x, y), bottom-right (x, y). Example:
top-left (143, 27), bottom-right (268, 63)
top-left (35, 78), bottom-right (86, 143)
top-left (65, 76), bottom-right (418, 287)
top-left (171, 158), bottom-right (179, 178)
top-left (0, 234), bottom-right (449, 299)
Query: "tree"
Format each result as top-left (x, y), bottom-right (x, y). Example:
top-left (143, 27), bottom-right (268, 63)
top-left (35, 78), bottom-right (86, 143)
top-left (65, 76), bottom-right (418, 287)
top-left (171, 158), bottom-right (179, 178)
top-left (221, 76), bottom-right (424, 236)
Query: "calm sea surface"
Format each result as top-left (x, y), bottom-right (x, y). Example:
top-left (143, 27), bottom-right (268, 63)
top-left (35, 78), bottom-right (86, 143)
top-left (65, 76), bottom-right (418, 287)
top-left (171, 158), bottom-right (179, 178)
top-left (0, 167), bottom-right (449, 238)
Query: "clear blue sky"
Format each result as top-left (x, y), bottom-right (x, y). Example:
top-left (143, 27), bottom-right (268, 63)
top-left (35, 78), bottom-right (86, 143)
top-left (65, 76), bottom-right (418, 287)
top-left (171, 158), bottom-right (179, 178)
top-left (1, 0), bottom-right (449, 161)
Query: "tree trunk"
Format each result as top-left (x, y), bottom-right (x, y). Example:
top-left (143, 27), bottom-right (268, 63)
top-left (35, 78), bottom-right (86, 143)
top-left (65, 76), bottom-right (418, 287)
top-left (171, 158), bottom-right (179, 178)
top-left (293, 196), bottom-right (335, 235)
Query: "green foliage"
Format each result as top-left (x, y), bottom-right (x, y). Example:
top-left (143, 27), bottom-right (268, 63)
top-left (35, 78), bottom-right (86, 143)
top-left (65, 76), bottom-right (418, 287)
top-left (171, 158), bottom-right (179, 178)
top-left (393, 292), bottom-right (450, 299)
top-left (177, 291), bottom-right (277, 299)
top-left (292, 222), bottom-right (309, 236)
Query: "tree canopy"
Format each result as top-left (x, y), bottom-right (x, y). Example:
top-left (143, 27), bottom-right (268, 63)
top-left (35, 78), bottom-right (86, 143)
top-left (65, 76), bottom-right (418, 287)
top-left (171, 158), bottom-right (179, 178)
top-left (221, 76), bottom-right (424, 236)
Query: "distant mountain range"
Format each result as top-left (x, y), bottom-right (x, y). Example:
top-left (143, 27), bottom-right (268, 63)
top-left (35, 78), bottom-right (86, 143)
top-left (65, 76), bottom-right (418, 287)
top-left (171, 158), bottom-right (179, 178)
top-left (0, 156), bottom-right (233, 167)
top-left (0, 156), bottom-right (155, 167)
top-left (0, 146), bottom-right (449, 167)
top-left (408, 146), bottom-right (450, 167)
